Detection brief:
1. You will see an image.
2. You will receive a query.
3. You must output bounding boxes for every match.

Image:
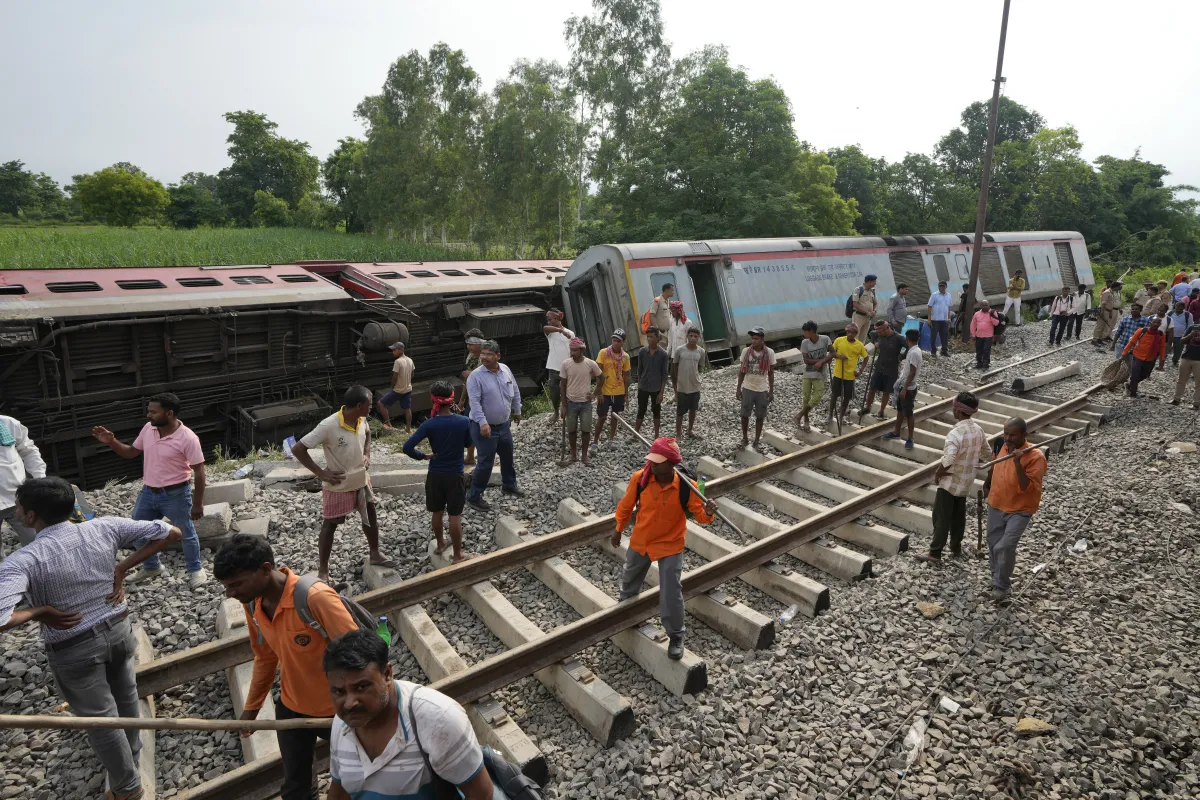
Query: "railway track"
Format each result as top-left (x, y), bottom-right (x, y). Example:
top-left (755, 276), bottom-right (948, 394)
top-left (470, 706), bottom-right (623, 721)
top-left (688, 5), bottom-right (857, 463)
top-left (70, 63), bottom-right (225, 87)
top-left (115, 372), bottom-right (1107, 799)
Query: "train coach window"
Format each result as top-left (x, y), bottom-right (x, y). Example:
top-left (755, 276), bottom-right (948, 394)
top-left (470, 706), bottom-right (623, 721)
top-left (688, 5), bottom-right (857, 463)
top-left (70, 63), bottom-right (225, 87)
top-left (409, 270), bottom-right (437, 278)
top-left (46, 281), bottom-right (102, 293)
top-left (439, 269), bottom-right (467, 277)
top-left (279, 274), bottom-right (318, 283)
top-left (116, 279), bottom-right (167, 290)
top-left (496, 268), bottom-right (519, 275)
top-left (177, 277), bottom-right (222, 287)
top-left (373, 272), bottom-right (404, 279)
top-left (932, 255), bottom-right (950, 284)
top-left (521, 268), bottom-right (543, 274)
top-left (469, 268), bottom-right (495, 275)
top-left (954, 253), bottom-right (969, 279)
top-left (231, 275), bottom-right (272, 285)
top-left (0, 284), bottom-right (26, 295)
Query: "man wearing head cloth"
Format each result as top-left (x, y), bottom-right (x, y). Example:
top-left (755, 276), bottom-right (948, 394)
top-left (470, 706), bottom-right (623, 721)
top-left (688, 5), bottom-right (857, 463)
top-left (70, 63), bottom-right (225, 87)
top-left (558, 337), bottom-right (601, 465)
top-left (543, 308), bottom-right (575, 422)
top-left (613, 438), bottom-right (717, 660)
top-left (666, 300), bottom-right (691, 359)
top-left (915, 391), bottom-right (989, 563)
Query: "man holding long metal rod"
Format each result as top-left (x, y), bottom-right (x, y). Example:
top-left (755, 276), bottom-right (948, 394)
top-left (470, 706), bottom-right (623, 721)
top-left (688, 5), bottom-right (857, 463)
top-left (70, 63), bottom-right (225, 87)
top-left (612, 436), bottom-right (717, 660)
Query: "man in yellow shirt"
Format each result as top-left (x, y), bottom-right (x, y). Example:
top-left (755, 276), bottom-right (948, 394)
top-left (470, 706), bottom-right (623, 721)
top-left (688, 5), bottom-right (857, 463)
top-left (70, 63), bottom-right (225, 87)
top-left (830, 323), bottom-right (869, 429)
top-left (593, 330), bottom-right (631, 450)
top-left (1002, 270), bottom-right (1026, 326)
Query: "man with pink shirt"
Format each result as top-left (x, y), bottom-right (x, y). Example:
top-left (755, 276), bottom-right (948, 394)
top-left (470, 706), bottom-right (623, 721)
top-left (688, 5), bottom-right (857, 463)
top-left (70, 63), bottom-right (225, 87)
top-left (92, 392), bottom-right (208, 587)
top-left (970, 300), bottom-right (1002, 370)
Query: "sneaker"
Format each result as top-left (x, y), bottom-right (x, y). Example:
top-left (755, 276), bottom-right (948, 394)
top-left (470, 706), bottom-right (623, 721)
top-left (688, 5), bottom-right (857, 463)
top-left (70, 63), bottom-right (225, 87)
top-left (991, 587), bottom-right (1010, 603)
top-left (501, 486), bottom-right (526, 498)
top-left (466, 495), bottom-right (492, 512)
top-left (667, 635), bottom-right (684, 660)
top-left (882, 432), bottom-right (900, 440)
top-left (126, 566), bottom-right (168, 584)
top-left (904, 438), bottom-right (914, 449)
top-left (188, 568), bottom-right (209, 589)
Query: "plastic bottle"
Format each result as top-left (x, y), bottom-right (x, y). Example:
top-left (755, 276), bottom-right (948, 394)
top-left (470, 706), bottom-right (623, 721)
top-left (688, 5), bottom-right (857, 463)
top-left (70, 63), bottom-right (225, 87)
top-left (778, 604), bottom-right (800, 624)
top-left (233, 464), bottom-right (254, 480)
top-left (697, 477), bottom-right (706, 497)
top-left (376, 616), bottom-right (392, 647)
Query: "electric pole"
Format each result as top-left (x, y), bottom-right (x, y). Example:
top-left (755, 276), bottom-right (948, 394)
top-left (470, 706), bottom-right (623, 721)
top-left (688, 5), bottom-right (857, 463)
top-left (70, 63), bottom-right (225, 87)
top-left (962, 0), bottom-right (1012, 342)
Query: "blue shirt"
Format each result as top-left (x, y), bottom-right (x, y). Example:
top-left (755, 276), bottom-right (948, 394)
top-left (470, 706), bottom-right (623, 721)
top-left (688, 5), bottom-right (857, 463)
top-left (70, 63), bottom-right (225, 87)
top-left (1171, 282), bottom-right (1193, 304)
top-left (466, 363), bottom-right (521, 426)
top-left (1113, 314), bottom-right (1149, 353)
top-left (1166, 311), bottom-right (1193, 337)
top-left (927, 291), bottom-right (953, 322)
top-left (403, 414), bottom-right (472, 474)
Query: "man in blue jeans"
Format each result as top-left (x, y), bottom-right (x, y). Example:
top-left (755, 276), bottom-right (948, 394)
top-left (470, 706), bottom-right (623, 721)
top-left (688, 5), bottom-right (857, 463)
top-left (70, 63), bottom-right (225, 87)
top-left (92, 392), bottom-right (209, 588)
top-left (927, 280), bottom-right (953, 356)
top-left (465, 340), bottom-right (523, 512)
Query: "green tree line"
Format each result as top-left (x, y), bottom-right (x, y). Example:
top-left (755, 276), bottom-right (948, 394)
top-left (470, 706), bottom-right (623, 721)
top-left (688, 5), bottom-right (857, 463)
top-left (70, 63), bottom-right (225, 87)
top-left (2, 0), bottom-right (1197, 268)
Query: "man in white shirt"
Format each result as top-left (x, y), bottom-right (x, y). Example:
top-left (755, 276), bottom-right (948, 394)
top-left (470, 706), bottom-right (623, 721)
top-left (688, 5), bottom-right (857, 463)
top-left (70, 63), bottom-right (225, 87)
top-left (915, 392), bottom-right (988, 563)
top-left (292, 385), bottom-right (392, 582)
top-left (542, 308), bottom-right (574, 421)
top-left (666, 300), bottom-right (691, 358)
top-left (325, 630), bottom-right (502, 800)
top-left (0, 414), bottom-right (46, 554)
top-left (735, 327), bottom-right (776, 448)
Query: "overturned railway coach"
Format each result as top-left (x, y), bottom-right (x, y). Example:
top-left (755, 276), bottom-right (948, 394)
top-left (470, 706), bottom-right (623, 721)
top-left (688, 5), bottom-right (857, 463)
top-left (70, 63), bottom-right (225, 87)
top-left (0, 260), bottom-right (567, 488)
top-left (563, 231), bottom-right (1093, 364)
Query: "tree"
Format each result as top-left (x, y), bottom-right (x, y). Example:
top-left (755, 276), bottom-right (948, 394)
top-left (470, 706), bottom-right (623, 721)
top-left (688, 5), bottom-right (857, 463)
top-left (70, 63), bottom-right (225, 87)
top-left (69, 165), bottom-right (169, 227)
top-left (935, 97), bottom-right (1045, 181)
top-left (165, 172), bottom-right (227, 228)
top-left (217, 111), bottom-right (319, 225)
top-left (0, 160), bottom-right (65, 218)
top-left (322, 138), bottom-right (368, 232)
top-left (251, 190), bottom-right (292, 227)
top-left (294, 193), bottom-right (336, 229)
top-left (482, 60), bottom-right (578, 255)
top-left (827, 145), bottom-right (892, 234)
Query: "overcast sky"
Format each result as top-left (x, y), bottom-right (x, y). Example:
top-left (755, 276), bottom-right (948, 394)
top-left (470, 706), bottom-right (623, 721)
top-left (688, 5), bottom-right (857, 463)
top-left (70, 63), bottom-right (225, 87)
top-left (5, 0), bottom-right (1198, 198)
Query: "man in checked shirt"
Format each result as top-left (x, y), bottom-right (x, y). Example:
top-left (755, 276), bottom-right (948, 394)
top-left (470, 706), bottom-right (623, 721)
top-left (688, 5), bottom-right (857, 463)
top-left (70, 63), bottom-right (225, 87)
top-left (915, 392), bottom-right (988, 563)
top-left (0, 476), bottom-right (181, 800)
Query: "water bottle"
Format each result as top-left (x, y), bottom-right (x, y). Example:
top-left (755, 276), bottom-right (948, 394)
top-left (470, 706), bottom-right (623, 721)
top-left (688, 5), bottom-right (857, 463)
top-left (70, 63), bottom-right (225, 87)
top-left (778, 604), bottom-right (800, 624)
top-left (376, 616), bottom-right (392, 647)
top-left (233, 464), bottom-right (254, 479)
top-left (697, 477), bottom-right (706, 497)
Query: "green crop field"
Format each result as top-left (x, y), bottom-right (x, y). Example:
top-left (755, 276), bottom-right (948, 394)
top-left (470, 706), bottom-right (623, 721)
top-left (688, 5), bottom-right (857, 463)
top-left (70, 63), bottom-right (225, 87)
top-left (0, 226), bottom-right (478, 268)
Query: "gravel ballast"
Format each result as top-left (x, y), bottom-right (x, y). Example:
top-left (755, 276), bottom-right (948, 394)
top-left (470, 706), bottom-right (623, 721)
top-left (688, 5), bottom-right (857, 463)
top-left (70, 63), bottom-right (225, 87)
top-left (2, 317), bottom-right (1197, 799)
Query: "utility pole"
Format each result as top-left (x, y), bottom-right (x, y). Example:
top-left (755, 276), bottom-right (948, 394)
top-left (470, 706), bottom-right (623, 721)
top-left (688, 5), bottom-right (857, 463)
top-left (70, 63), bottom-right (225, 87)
top-left (963, 0), bottom-right (1012, 342)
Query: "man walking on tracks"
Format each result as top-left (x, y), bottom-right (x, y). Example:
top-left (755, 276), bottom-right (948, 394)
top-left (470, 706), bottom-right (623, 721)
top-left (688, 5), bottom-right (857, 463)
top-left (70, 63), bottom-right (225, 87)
top-left (736, 326), bottom-right (776, 448)
top-left (0, 476), bottom-right (181, 800)
top-left (92, 392), bottom-right (208, 587)
top-left (830, 323), bottom-right (869, 428)
top-left (1171, 320), bottom-right (1200, 409)
top-left (982, 418), bottom-right (1047, 604)
top-left (1122, 315), bottom-right (1167, 398)
top-left (215, 534), bottom-right (359, 800)
top-left (403, 381), bottom-right (472, 563)
top-left (1092, 280), bottom-right (1123, 344)
top-left (850, 274), bottom-right (878, 333)
top-left (1111, 302), bottom-right (1149, 356)
top-left (559, 337), bottom-right (601, 465)
top-left (466, 340), bottom-right (524, 512)
top-left (292, 385), bottom-right (393, 581)
top-left (914, 392), bottom-right (987, 563)
top-left (614, 438), bottom-right (717, 660)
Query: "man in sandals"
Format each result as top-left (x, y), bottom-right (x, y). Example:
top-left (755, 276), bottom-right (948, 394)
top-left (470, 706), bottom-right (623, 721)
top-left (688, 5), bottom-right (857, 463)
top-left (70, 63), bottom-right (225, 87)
top-left (795, 321), bottom-right (831, 432)
top-left (403, 381), bottom-right (472, 562)
top-left (0, 476), bottom-right (182, 800)
top-left (292, 385), bottom-right (393, 582)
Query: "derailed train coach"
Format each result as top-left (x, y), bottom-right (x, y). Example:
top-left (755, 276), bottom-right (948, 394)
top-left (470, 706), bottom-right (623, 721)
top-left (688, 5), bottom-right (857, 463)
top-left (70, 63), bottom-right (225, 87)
top-left (562, 231), bottom-right (1094, 363)
top-left (0, 260), bottom-right (567, 488)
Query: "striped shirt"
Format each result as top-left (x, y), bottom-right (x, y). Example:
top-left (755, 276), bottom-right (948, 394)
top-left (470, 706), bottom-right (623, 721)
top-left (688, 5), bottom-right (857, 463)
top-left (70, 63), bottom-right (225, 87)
top-left (330, 680), bottom-right (484, 799)
top-left (936, 419), bottom-right (988, 497)
top-left (0, 517), bottom-right (171, 643)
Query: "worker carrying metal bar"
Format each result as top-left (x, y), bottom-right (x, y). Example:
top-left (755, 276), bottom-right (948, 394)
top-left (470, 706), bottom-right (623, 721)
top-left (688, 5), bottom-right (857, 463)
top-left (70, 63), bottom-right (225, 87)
top-left (613, 438), bottom-right (718, 660)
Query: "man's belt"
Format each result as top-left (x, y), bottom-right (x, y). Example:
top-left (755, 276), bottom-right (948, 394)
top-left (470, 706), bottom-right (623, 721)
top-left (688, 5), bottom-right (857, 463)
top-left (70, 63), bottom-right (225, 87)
top-left (46, 610), bottom-right (130, 652)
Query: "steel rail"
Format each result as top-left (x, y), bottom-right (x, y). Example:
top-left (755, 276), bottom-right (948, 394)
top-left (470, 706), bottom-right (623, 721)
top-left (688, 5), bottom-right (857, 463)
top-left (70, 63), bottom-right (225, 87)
top-left (168, 385), bottom-right (1099, 799)
top-left (137, 379), bottom-right (1008, 697)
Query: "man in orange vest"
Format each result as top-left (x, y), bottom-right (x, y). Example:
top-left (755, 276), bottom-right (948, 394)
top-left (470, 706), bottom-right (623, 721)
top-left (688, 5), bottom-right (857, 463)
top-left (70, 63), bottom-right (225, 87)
top-left (982, 418), bottom-right (1048, 605)
top-left (613, 438), bottom-right (716, 659)
top-left (1121, 314), bottom-right (1167, 397)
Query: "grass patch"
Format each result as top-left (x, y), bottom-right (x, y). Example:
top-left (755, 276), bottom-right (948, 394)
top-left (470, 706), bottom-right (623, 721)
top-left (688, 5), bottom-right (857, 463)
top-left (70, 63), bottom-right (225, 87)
top-left (0, 226), bottom-right (479, 268)
top-left (210, 443), bottom-right (286, 474)
top-left (522, 389), bottom-right (554, 418)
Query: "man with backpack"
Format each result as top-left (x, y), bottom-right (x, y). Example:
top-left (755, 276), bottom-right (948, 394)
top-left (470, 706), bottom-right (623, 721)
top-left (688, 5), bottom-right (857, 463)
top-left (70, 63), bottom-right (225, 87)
top-left (642, 283), bottom-right (675, 335)
top-left (325, 630), bottom-right (511, 800)
top-left (214, 534), bottom-right (360, 800)
top-left (614, 438), bottom-right (717, 660)
top-left (848, 274), bottom-right (878, 333)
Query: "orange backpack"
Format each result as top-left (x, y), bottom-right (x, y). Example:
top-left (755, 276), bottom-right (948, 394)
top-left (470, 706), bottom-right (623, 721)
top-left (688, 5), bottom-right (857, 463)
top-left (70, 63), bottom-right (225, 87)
top-left (641, 297), bottom-right (662, 334)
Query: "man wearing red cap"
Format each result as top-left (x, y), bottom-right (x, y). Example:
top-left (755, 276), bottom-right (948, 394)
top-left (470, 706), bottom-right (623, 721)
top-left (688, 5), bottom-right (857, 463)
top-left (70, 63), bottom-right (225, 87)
top-left (614, 438), bottom-right (717, 660)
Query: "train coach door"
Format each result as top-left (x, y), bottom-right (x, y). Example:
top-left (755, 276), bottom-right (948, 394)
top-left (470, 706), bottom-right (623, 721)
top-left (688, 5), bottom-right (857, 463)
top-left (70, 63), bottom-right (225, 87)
top-left (686, 261), bottom-right (728, 341)
top-left (565, 264), bottom-right (614, 358)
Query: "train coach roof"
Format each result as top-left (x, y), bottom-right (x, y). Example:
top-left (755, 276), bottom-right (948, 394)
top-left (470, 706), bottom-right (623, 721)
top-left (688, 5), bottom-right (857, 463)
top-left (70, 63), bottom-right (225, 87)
top-left (337, 260), bottom-right (571, 297)
top-left (0, 265), bottom-right (347, 320)
top-left (610, 231), bottom-right (1083, 261)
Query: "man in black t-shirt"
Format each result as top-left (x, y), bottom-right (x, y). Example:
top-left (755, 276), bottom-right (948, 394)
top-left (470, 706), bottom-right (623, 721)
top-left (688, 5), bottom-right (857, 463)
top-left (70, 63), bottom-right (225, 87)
top-left (1172, 323), bottom-right (1200, 409)
top-left (859, 320), bottom-right (903, 422)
